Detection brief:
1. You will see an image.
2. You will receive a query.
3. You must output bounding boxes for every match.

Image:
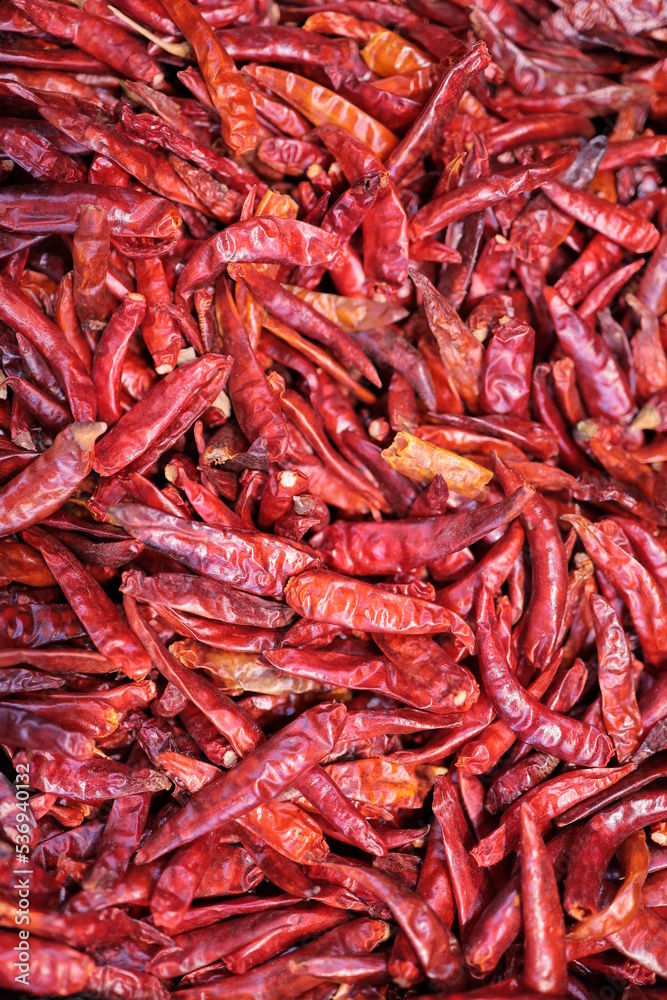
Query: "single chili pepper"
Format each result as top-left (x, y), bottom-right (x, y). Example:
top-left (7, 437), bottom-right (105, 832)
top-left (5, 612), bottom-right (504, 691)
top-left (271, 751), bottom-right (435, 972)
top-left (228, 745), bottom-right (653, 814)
top-left (83, 793), bottom-right (151, 890)
top-left (151, 829), bottom-right (222, 930)
top-left (160, 0), bottom-right (258, 155)
top-left (626, 292), bottom-right (667, 406)
top-left (53, 271), bottom-right (93, 372)
top-left (19, 528), bottom-right (150, 680)
top-left (112, 504), bottom-right (315, 597)
top-left (542, 180), bottom-right (660, 253)
top-left (215, 275), bottom-right (288, 463)
top-left (543, 287), bottom-right (635, 421)
top-left (381, 431), bottom-right (492, 500)
top-left (589, 593), bottom-right (642, 763)
top-left (479, 319), bottom-right (534, 420)
top-left (13, 332), bottom-right (65, 408)
top-left (375, 633), bottom-right (478, 710)
top-left (176, 217), bottom-right (341, 298)
top-left (492, 455), bottom-right (567, 669)
top-left (25, 749), bottom-right (170, 801)
top-left (578, 259), bottom-right (646, 321)
top-left (92, 354), bottom-right (231, 476)
top-left (456, 652), bottom-right (561, 775)
top-left (92, 293), bottom-right (146, 425)
top-left (0, 422), bottom-right (104, 538)
top-left (410, 268), bottom-right (484, 412)
top-left (0, 117), bottom-right (84, 184)
top-left (125, 595), bottom-right (265, 757)
top-left (120, 569), bottom-right (291, 628)
top-left (135, 701), bottom-right (346, 861)
top-left (484, 114), bottom-right (595, 155)
top-left (410, 149), bottom-right (576, 240)
top-left (0, 374), bottom-right (70, 431)
top-left (0, 932), bottom-right (94, 997)
top-left (564, 789), bottom-right (667, 921)
top-left (485, 751), bottom-right (561, 815)
top-left (285, 568), bottom-right (473, 645)
top-left (311, 482), bottom-right (531, 575)
top-left (153, 604), bottom-right (283, 652)
top-left (72, 203), bottom-right (109, 334)
top-left (519, 803), bottom-right (567, 994)
top-left (385, 42), bottom-right (490, 185)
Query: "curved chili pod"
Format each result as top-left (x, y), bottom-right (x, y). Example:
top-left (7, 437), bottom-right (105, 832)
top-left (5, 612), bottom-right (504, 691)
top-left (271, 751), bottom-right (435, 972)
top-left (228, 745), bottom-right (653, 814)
top-left (286, 568), bottom-right (475, 643)
top-left (111, 504), bottom-right (316, 598)
top-left (136, 701), bottom-right (347, 862)
top-left (564, 789), bottom-right (667, 920)
top-left (23, 528), bottom-right (152, 682)
top-left (93, 354), bottom-right (232, 477)
top-left (476, 582), bottom-right (613, 767)
top-left (0, 422), bottom-right (104, 538)
top-left (492, 455), bottom-right (566, 669)
top-left (311, 484), bottom-right (532, 575)
top-left (176, 217), bottom-right (341, 297)
top-left (161, 0), bottom-right (258, 155)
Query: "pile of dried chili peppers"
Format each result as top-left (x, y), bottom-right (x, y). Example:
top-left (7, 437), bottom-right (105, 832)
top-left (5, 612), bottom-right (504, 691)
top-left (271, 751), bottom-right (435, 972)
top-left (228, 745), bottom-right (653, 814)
top-left (2, 0), bottom-right (667, 996)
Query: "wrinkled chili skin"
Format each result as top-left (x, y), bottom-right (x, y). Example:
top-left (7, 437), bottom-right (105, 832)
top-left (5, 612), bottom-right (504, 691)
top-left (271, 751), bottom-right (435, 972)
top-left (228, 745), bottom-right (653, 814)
top-left (311, 485), bottom-right (532, 575)
top-left (565, 790), bottom-right (667, 921)
top-left (0, 423), bottom-right (104, 538)
top-left (135, 702), bottom-right (347, 861)
top-left (476, 583), bottom-right (613, 767)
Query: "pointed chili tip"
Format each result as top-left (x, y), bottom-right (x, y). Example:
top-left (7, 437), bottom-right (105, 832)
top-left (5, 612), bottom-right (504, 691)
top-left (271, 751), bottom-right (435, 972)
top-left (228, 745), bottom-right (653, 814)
top-left (519, 800), bottom-right (537, 827)
top-left (71, 422), bottom-right (107, 450)
top-left (488, 450), bottom-right (505, 474)
top-left (559, 512), bottom-right (584, 532)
